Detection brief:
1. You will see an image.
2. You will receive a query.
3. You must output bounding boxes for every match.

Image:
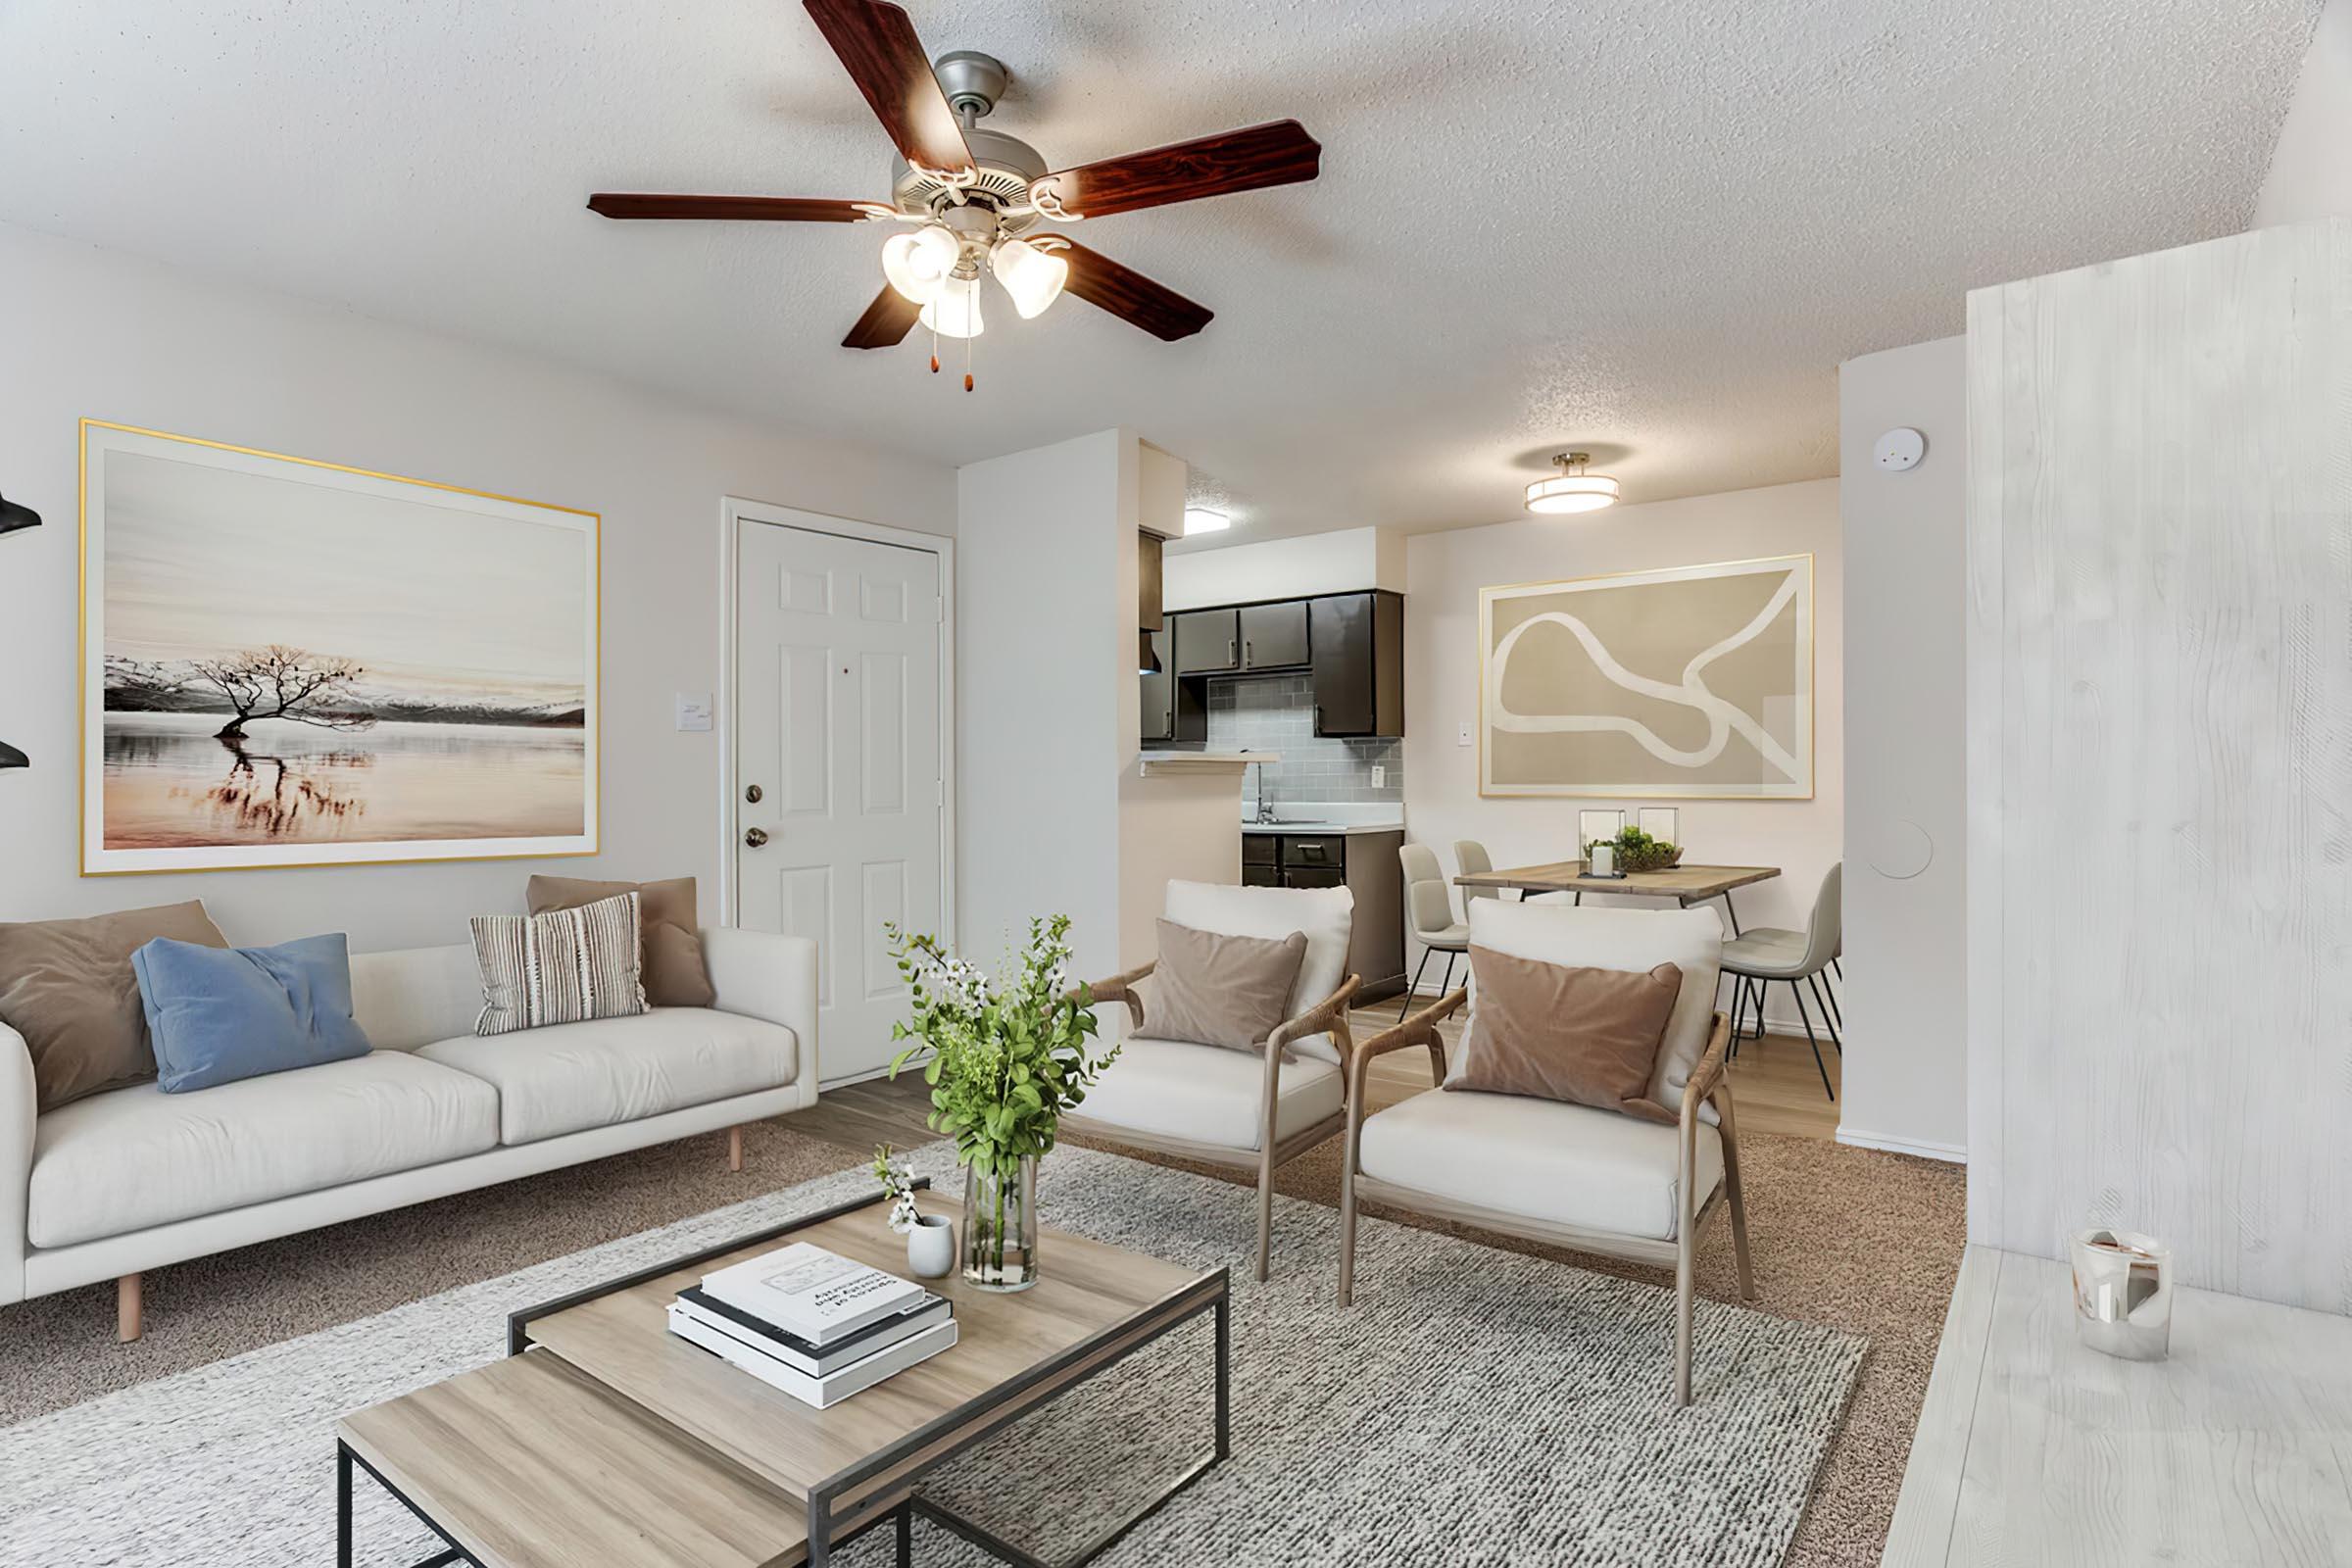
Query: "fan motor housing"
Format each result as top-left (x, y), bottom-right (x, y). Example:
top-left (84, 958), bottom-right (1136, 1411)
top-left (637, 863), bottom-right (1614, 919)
top-left (891, 125), bottom-right (1047, 234)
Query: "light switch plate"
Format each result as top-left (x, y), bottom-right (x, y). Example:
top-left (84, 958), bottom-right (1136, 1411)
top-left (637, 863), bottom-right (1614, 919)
top-left (675, 692), bottom-right (713, 732)
top-left (1371, 764), bottom-right (1386, 788)
top-left (1457, 721), bottom-right (1473, 747)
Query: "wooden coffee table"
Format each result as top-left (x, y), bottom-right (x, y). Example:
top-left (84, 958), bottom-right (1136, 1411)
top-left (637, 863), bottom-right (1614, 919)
top-left (336, 1185), bottom-right (1229, 1568)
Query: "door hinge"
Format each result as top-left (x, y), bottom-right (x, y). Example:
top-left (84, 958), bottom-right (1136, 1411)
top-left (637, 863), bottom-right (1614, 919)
top-left (935, 778), bottom-right (945, 807)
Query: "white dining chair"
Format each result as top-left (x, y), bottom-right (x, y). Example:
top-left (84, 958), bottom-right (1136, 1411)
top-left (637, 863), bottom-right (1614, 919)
top-left (1719, 862), bottom-right (1841, 1099)
top-left (1397, 843), bottom-right (1468, 1022)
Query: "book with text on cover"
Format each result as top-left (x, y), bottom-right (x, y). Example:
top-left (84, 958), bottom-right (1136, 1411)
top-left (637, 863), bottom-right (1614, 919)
top-left (671, 1287), bottom-right (951, 1379)
top-left (699, 1242), bottom-right (927, 1346)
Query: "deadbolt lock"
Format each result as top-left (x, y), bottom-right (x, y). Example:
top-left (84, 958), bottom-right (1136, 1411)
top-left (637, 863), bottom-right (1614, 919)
top-left (744, 783), bottom-right (763, 804)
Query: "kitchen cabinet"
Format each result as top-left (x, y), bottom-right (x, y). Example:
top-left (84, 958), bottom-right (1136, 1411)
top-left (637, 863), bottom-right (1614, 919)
top-left (1309, 592), bottom-right (1404, 738)
top-left (1172, 609), bottom-right (1239, 675)
top-left (1235, 828), bottom-right (1405, 1001)
top-left (1141, 625), bottom-right (1206, 745)
top-left (1238, 601), bottom-right (1309, 670)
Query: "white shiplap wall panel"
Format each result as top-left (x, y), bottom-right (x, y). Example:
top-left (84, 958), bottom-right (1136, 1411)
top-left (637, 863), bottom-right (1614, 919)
top-left (1965, 218), bottom-right (2352, 1312)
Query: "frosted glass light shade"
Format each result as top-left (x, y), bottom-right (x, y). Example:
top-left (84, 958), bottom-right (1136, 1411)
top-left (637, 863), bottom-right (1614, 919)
top-left (883, 224), bottom-right (960, 305)
top-left (918, 279), bottom-right (984, 339)
top-left (1524, 472), bottom-right (1621, 514)
top-left (991, 237), bottom-right (1068, 318)
top-left (1182, 508), bottom-right (1230, 535)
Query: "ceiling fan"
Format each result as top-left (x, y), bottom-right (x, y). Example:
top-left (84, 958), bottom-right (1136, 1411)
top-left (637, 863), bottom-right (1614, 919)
top-left (588, 0), bottom-right (1322, 386)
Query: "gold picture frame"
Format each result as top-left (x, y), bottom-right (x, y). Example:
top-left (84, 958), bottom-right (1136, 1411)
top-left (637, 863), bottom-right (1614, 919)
top-left (79, 419), bottom-right (601, 874)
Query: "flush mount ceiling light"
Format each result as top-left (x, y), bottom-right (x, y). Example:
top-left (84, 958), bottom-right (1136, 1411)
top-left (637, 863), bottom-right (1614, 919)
top-left (587, 2), bottom-right (1326, 394)
top-left (1182, 508), bottom-right (1231, 536)
top-left (1524, 452), bottom-right (1620, 515)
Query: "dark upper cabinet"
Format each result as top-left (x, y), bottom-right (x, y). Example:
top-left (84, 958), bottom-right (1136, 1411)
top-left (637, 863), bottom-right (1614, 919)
top-left (1140, 625), bottom-right (1174, 742)
top-left (1172, 609), bottom-right (1239, 675)
top-left (1238, 601), bottom-right (1309, 670)
top-left (1309, 591), bottom-right (1404, 737)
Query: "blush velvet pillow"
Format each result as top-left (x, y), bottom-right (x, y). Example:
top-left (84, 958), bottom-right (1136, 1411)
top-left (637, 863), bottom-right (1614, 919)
top-left (1144, 918), bottom-right (1309, 1052)
top-left (1446, 946), bottom-right (1684, 1122)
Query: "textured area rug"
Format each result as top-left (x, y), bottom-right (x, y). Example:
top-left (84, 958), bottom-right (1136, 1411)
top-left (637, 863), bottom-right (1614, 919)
top-left (0, 1145), bottom-right (1863, 1567)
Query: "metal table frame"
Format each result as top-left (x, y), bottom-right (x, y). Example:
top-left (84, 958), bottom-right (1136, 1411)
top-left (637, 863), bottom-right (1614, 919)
top-left (337, 1183), bottom-right (1230, 1568)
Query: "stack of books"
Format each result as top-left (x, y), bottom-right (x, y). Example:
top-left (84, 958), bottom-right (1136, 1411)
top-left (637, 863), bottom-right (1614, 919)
top-left (667, 1242), bottom-right (956, 1408)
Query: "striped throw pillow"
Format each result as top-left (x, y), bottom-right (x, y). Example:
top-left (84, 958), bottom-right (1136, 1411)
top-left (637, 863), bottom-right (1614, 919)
top-left (469, 890), bottom-right (648, 1037)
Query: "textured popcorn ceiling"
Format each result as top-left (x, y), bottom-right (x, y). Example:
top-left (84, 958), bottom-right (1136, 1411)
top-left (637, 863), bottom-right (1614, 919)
top-left (0, 0), bottom-right (2320, 544)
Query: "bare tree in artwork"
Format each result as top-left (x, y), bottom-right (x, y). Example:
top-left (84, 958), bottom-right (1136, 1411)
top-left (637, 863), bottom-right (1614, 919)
top-left (187, 645), bottom-right (377, 740)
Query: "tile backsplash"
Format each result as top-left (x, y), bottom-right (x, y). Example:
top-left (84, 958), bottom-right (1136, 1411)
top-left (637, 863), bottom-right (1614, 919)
top-left (1207, 673), bottom-right (1402, 808)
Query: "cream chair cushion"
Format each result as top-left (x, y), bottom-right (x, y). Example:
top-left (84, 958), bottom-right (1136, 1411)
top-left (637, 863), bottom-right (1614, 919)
top-left (416, 1008), bottom-right (797, 1146)
top-left (1162, 881), bottom-right (1354, 1063)
top-left (1076, 1038), bottom-right (1342, 1152)
top-left (27, 1051), bottom-right (499, 1249)
top-left (1357, 1089), bottom-right (1723, 1242)
top-left (1453, 902), bottom-right (1725, 1117)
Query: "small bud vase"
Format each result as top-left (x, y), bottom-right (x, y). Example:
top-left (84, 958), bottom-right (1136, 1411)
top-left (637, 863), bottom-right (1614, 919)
top-left (962, 1156), bottom-right (1039, 1292)
top-left (906, 1213), bottom-right (955, 1280)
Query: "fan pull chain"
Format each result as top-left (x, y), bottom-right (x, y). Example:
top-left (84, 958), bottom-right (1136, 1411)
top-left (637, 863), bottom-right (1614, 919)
top-left (964, 279), bottom-right (976, 392)
top-left (929, 316), bottom-right (939, 375)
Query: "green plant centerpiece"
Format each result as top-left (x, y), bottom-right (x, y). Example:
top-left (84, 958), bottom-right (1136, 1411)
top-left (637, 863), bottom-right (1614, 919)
top-left (886, 915), bottom-right (1120, 1292)
top-left (1594, 824), bottom-right (1683, 874)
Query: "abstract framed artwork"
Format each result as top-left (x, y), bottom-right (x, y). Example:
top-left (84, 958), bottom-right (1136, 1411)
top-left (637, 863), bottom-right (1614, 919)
top-left (1480, 554), bottom-right (1812, 800)
top-left (80, 420), bottom-right (599, 874)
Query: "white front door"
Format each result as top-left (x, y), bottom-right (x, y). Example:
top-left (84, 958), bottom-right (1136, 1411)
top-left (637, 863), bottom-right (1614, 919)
top-left (736, 516), bottom-right (945, 1084)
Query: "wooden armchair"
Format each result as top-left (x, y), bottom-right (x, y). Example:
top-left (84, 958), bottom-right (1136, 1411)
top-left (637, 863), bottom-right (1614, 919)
top-left (1336, 904), bottom-right (1756, 1406)
top-left (1063, 880), bottom-right (1362, 1281)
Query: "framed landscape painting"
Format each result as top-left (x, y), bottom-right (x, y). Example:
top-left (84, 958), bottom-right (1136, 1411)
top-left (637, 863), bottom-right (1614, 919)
top-left (1480, 554), bottom-right (1812, 800)
top-left (80, 420), bottom-right (599, 874)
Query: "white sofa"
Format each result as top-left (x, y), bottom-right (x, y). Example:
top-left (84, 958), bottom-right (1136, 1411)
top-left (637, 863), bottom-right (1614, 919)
top-left (0, 926), bottom-right (817, 1338)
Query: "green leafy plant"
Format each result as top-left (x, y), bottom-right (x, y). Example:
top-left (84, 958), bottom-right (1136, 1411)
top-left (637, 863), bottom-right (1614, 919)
top-left (1589, 824), bottom-right (1682, 873)
top-left (885, 915), bottom-right (1121, 1183)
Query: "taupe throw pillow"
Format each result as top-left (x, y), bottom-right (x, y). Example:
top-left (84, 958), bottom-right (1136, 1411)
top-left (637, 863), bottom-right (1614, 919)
top-left (1145, 918), bottom-right (1309, 1052)
top-left (527, 874), bottom-right (713, 1007)
top-left (1447, 946), bottom-right (1683, 1123)
top-left (471, 891), bottom-right (648, 1037)
top-left (0, 901), bottom-right (229, 1111)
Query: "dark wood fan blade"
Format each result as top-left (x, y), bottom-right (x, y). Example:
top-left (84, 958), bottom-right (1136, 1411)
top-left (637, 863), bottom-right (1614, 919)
top-left (843, 285), bottom-right (924, 349)
top-left (1056, 241), bottom-right (1213, 341)
top-left (802, 0), bottom-right (974, 175)
top-left (1031, 120), bottom-right (1320, 220)
top-left (588, 194), bottom-right (877, 222)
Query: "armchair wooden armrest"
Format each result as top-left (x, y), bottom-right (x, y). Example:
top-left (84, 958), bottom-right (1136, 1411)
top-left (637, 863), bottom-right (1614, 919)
top-left (1266, 974), bottom-right (1362, 1055)
top-left (1343, 985), bottom-right (1467, 1158)
top-left (1679, 1009), bottom-right (1733, 1128)
top-left (1072, 960), bottom-right (1156, 1031)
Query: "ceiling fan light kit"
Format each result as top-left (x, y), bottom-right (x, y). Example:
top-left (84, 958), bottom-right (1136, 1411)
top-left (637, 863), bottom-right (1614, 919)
top-left (1525, 452), bottom-right (1621, 515)
top-left (587, 0), bottom-right (1320, 389)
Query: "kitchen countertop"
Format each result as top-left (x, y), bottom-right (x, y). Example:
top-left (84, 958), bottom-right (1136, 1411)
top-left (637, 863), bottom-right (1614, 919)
top-left (1240, 819), bottom-right (1403, 836)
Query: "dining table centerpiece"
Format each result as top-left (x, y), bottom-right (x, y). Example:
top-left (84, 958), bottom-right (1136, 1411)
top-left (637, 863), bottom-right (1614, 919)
top-left (886, 915), bottom-right (1121, 1292)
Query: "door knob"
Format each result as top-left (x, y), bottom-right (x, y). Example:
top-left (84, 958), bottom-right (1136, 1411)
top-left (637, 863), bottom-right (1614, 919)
top-left (744, 827), bottom-right (769, 849)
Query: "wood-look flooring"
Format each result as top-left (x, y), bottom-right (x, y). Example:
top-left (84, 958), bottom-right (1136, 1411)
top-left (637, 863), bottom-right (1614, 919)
top-left (797, 1005), bottom-right (1840, 1157)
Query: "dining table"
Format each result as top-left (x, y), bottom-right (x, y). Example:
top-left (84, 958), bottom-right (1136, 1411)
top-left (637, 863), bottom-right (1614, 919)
top-left (1452, 859), bottom-right (1781, 935)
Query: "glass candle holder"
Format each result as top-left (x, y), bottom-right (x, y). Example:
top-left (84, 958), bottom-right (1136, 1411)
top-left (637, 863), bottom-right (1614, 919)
top-left (2070, 1227), bottom-right (2173, 1361)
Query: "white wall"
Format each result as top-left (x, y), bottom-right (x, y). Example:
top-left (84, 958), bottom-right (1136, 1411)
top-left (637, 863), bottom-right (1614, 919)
top-left (955, 429), bottom-right (1133, 982)
top-left (2255, 0), bottom-right (2352, 227)
top-left (1162, 525), bottom-right (1405, 611)
top-left (1967, 220), bottom-right (2352, 1312)
top-left (0, 221), bottom-right (954, 951)
top-left (1838, 337), bottom-right (1968, 1162)
top-left (1400, 480), bottom-right (1844, 1030)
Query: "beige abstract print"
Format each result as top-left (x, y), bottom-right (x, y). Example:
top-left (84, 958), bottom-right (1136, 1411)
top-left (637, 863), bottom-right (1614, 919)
top-left (1481, 556), bottom-right (1812, 799)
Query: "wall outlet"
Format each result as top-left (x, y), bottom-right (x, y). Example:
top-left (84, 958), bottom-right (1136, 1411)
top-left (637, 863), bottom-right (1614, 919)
top-left (1457, 721), bottom-right (1473, 747)
top-left (675, 692), bottom-right (713, 732)
top-left (1371, 764), bottom-right (1386, 788)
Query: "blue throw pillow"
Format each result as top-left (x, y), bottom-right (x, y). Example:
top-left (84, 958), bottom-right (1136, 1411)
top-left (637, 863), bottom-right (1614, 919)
top-left (131, 933), bottom-right (373, 1093)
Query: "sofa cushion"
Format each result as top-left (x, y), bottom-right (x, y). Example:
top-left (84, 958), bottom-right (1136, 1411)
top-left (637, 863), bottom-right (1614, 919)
top-left (1073, 1037), bottom-right (1341, 1152)
top-left (27, 1051), bottom-right (499, 1250)
top-left (349, 944), bottom-right (484, 1053)
top-left (1357, 1088), bottom-right (1723, 1242)
top-left (528, 875), bottom-right (714, 1008)
top-left (416, 1007), bottom-right (797, 1146)
top-left (133, 932), bottom-right (373, 1093)
top-left (1162, 881), bottom-right (1353, 1063)
top-left (0, 900), bottom-right (229, 1111)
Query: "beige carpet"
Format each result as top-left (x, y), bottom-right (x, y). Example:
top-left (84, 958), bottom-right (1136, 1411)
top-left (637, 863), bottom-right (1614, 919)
top-left (1, 1108), bottom-right (1963, 1568)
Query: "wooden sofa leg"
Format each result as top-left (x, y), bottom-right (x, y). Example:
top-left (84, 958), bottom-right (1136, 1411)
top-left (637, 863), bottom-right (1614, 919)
top-left (727, 1125), bottom-right (744, 1173)
top-left (118, 1273), bottom-right (142, 1343)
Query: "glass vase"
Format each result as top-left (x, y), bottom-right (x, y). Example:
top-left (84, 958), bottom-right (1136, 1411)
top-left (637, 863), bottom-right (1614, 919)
top-left (962, 1156), bottom-right (1039, 1292)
